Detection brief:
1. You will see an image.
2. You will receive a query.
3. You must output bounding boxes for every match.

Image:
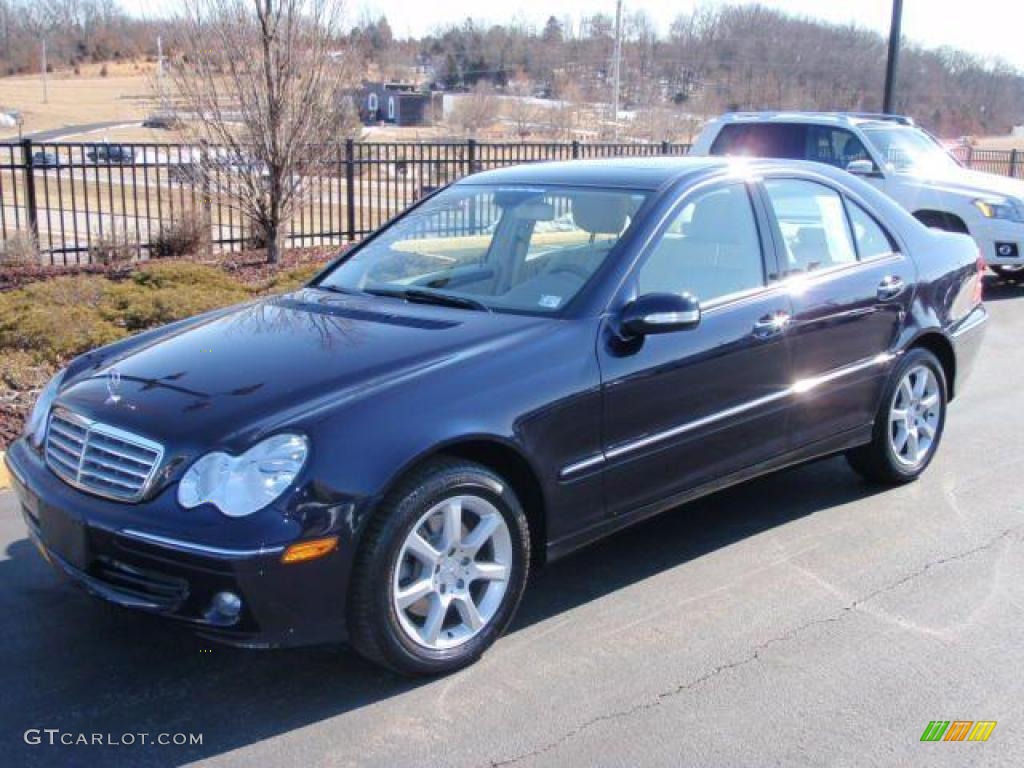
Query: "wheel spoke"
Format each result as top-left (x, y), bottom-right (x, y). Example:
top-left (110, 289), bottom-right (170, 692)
top-left (919, 419), bottom-right (936, 439)
top-left (441, 500), bottom-right (463, 550)
top-left (898, 380), bottom-right (913, 408)
top-left (471, 561), bottom-right (510, 582)
top-left (920, 393), bottom-right (939, 411)
top-left (912, 370), bottom-right (928, 399)
top-left (454, 594), bottom-right (484, 631)
top-left (462, 513), bottom-right (500, 555)
top-left (893, 424), bottom-right (909, 452)
top-left (890, 408), bottom-right (909, 426)
top-left (906, 428), bottom-right (920, 460)
top-left (405, 532), bottom-right (441, 566)
top-left (420, 594), bottom-right (448, 645)
top-left (396, 578), bottom-right (434, 610)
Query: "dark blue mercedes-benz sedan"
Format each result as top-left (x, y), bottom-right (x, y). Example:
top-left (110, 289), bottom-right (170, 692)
top-left (6, 157), bottom-right (988, 675)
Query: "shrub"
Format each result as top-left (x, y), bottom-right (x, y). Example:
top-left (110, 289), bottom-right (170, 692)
top-left (89, 233), bottom-right (138, 265)
top-left (0, 276), bottom-right (124, 364)
top-left (99, 262), bottom-right (250, 332)
top-left (150, 214), bottom-right (208, 259)
top-left (257, 263), bottom-right (322, 293)
top-left (0, 232), bottom-right (40, 267)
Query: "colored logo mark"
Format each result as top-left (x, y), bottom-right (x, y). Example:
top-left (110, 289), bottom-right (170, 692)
top-left (920, 721), bottom-right (997, 742)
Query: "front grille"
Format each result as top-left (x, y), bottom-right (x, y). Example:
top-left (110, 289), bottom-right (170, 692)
top-left (45, 408), bottom-right (164, 502)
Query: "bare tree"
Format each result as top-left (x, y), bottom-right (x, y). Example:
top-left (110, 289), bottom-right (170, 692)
top-left (169, 0), bottom-right (354, 263)
top-left (446, 81), bottom-right (499, 138)
top-left (505, 71), bottom-right (540, 139)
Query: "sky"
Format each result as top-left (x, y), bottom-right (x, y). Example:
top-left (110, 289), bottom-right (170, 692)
top-left (120, 0), bottom-right (1024, 72)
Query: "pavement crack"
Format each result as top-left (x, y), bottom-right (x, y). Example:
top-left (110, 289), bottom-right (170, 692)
top-left (486, 525), bottom-right (1022, 768)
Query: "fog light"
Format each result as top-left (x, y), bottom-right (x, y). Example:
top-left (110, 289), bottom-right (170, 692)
top-left (211, 591), bottom-right (242, 619)
top-left (281, 536), bottom-right (338, 564)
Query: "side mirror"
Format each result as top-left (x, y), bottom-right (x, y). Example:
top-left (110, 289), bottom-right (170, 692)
top-left (845, 159), bottom-right (879, 176)
top-left (620, 293), bottom-right (701, 337)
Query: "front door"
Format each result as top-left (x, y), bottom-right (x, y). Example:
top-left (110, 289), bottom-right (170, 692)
top-left (598, 181), bottom-right (795, 516)
top-left (759, 176), bottom-right (912, 447)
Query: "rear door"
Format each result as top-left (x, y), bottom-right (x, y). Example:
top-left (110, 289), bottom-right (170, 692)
top-left (758, 175), bottom-right (912, 447)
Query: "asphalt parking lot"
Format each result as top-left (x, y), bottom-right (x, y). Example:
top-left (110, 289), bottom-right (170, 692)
top-left (1, 276), bottom-right (1022, 768)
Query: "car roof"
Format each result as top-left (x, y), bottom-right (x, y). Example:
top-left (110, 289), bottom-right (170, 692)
top-left (461, 156), bottom-right (740, 191)
top-left (457, 155), bottom-right (860, 192)
top-left (715, 111), bottom-right (915, 128)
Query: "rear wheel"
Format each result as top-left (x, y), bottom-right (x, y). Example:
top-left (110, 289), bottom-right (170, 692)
top-left (846, 348), bottom-right (947, 484)
top-left (348, 459), bottom-right (530, 676)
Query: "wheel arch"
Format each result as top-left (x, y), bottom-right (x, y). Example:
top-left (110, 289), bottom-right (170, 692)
top-left (375, 435), bottom-right (549, 567)
top-left (913, 209), bottom-right (970, 234)
top-left (907, 331), bottom-right (957, 400)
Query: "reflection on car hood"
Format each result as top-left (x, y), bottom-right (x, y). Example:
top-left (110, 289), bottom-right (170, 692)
top-left (55, 288), bottom-right (547, 446)
top-left (904, 167), bottom-right (1024, 201)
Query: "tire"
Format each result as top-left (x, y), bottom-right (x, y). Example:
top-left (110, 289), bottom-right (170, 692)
top-left (347, 458), bottom-right (530, 676)
top-left (991, 265), bottom-right (1024, 281)
top-left (846, 348), bottom-right (948, 485)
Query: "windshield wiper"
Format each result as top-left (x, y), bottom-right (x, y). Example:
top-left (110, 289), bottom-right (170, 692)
top-left (364, 287), bottom-right (491, 312)
top-left (313, 283), bottom-right (362, 296)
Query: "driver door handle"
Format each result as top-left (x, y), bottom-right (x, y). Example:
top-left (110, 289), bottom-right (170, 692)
top-left (877, 275), bottom-right (905, 301)
top-left (753, 310), bottom-right (791, 339)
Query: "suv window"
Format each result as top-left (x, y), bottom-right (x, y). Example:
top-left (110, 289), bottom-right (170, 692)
top-left (806, 126), bottom-right (871, 169)
top-left (763, 179), bottom-right (857, 274)
top-left (637, 183), bottom-right (764, 302)
top-left (710, 123), bottom-right (805, 159)
top-left (846, 200), bottom-right (895, 260)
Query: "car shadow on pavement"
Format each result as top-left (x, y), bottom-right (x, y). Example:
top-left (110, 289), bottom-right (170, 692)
top-left (0, 456), bottom-right (884, 767)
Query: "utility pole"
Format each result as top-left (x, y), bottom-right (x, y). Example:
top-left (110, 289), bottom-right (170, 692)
top-left (882, 0), bottom-right (903, 114)
top-left (611, 0), bottom-right (623, 139)
top-left (156, 35), bottom-right (166, 111)
top-left (41, 38), bottom-right (48, 104)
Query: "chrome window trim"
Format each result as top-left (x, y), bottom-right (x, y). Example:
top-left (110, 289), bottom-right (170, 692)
top-left (559, 352), bottom-right (895, 479)
top-left (45, 407), bottom-right (165, 503)
top-left (118, 529), bottom-right (286, 559)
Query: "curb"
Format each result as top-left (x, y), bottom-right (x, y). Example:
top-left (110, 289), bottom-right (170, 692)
top-left (0, 451), bottom-right (9, 490)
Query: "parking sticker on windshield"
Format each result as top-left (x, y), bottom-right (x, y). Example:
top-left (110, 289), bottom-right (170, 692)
top-left (539, 295), bottom-right (563, 309)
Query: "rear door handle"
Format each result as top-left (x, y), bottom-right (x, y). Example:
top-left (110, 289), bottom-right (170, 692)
top-left (877, 276), bottom-right (905, 301)
top-left (753, 310), bottom-right (791, 338)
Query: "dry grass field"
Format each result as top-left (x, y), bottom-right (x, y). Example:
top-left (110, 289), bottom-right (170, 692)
top-left (0, 61), bottom-right (161, 140)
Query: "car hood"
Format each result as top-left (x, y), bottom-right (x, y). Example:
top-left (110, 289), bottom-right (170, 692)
top-left (55, 288), bottom-right (549, 448)
top-left (901, 166), bottom-right (1024, 201)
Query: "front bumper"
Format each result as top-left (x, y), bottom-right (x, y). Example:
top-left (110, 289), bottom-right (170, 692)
top-left (4, 439), bottom-right (350, 648)
top-left (974, 220), bottom-right (1024, 266)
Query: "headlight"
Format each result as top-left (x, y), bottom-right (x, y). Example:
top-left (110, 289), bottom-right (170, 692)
top-left (24, 369), bottom-right (65, 446)
top-left (177, 434), bottom-right (309, 517)
top-left (973, 198), bottom-right (1024, 223)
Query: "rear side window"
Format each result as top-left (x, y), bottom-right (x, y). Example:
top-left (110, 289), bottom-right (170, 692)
top-left (637, 183), bottom-right (764, 303)
top-left (763, 179), bottom-right (857, 274)
top-left (846, 201), bottom-right (895, 260)
top-left (710, 123), bottom-right (806, 159)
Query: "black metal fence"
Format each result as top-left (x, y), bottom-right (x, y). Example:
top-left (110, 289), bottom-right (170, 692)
top-left (0, 138), bottom-right (1020, 265)
top-left (0, 139), bottom-right (689, 265)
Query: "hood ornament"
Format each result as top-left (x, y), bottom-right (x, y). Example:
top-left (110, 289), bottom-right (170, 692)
top-left (105, 367), bottom-right (123, 405)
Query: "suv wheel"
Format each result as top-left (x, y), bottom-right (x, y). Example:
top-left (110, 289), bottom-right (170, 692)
top-left (991, 264), bottom-right (1024, 281)
top-left (348, 459), bottom-right (530, 676)
top-left (846, 348), bottom-right (947, 484)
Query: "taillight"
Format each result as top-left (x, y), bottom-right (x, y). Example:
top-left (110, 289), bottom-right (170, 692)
top-left (973, 249), bottom-right (986, 304)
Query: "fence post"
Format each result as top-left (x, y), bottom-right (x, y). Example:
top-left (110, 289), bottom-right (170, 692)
top-left (466, 138), bottom-right (477, 176)
top-left (965, 145), bottom-right (974, 169)
top-left (20, 138), bottom-right (39, 246)
top-left (1010, 149), bottom-right (1019, 179)
top-left (200, 145), bottom-right (213, 257)
top-left (345, 139), bottom-right (356, 242)
top-left (571, 140), bottom-right (580, 159)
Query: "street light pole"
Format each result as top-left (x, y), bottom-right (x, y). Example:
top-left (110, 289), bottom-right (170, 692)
top-left (611, 0), bottom-right (623, 139)
top-left (882, 0), bottom-right (903, 114)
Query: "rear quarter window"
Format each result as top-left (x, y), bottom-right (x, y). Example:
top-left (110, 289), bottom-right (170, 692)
top-left (710, 123), bottom-right (807, 160)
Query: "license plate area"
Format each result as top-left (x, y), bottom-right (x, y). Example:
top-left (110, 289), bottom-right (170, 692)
top-left (37, 502), bottom-right (90, 571)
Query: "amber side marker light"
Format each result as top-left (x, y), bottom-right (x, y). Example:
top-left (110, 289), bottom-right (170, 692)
top-left (281, 536), bottom-right (339, 564)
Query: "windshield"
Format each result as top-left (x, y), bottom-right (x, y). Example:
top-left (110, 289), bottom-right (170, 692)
top-left (317, 184), bottom-right (648, 314)
top-left (861, 126), bottom-right (960, 174)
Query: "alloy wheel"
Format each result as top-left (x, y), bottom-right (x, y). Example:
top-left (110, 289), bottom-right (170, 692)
top-left (889, 364), bottom-right (941, 468)
top-left (392, 495), bottom-right (512, 650)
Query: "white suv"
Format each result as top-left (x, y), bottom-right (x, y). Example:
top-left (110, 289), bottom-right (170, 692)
top-left (691, 112), bottom-right (1024, 280)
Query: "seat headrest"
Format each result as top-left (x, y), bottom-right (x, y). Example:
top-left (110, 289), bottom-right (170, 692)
top-left (687, 188), bottom-right (745, 242)
top-left (571, 193), bottom-right (628, 235)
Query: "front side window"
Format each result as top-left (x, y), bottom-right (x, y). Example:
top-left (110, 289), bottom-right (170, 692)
top-left (318, 185), bottom-right (648, 314)
top-left (806, 126), bottom-right (872, 169)
top-left (764, 179), bottom-right (857, 274)
top-left (636, 183), bottom-right (764, 303)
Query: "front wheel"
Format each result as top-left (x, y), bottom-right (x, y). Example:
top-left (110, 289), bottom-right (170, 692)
top-left (846, 348), bottom-right (948, 484)
top-left (347, 459), bottom-right (530, 676)
top-left (991, 264), bottom-right (1024, 281)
